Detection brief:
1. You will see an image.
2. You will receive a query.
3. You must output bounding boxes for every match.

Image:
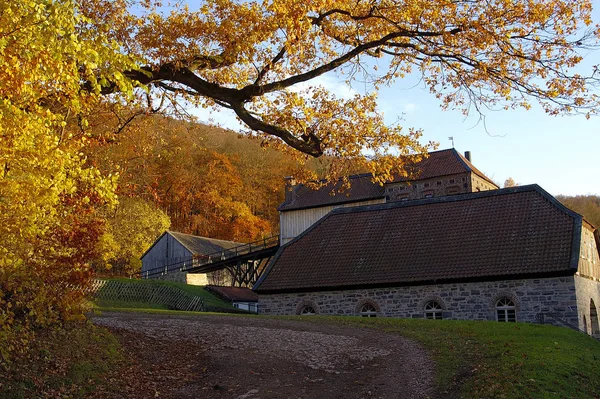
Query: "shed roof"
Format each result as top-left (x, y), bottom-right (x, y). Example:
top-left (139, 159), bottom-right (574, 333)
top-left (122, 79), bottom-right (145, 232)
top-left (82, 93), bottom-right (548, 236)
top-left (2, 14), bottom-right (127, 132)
top-left (205, 286), bottom-right (258, 302)
top-left (278, 148), bottom-right (497, 212)
top-left (256, 185), bottom-right (582, 294)
top-left (140, 231), bottom-right (241, 259)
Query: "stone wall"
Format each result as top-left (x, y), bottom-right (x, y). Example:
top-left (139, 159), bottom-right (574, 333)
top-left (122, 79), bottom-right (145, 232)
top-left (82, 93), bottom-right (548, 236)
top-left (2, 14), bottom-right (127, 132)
top-left (574, 275), bottom-right (600, 335)
top-left (258, 276), bottom-right (579, 325)
top-left (471, 173), bottom-right (497, 193)
top-left (154, 270), bottom-right (230, 286)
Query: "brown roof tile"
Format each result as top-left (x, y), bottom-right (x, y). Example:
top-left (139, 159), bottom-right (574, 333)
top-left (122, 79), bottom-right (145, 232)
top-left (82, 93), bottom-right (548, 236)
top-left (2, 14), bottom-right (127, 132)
top-left (278, 149), bottom-right (497, 211)
top-left (206, 286), bottom-right (258, 302)
top-left (278, 173), bottom-right (385, 211)
top-left (256, 185), bottom-right (582, 293)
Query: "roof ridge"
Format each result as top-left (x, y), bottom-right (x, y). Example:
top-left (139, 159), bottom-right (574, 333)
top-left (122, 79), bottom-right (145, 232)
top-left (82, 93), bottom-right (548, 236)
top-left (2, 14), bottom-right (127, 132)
top-left (168, 230), bottom-right (240, 245)
top-left (327, 184), bottom-right (551, 215)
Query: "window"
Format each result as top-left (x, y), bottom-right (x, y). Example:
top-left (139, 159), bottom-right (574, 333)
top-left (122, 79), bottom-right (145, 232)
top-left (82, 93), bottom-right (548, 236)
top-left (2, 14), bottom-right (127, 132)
top-left (449, 178), bottom-right (455, 184)
top-left (496, 298), bottom-right (516, 322)
top-left (360, 303), bottom-right (378, 318)
top-left (446, 186), bottom-right (460, 195)
top-left (424, 301), bottom-right (443, 320)
top-left (300, 305), bottom-right (316, 315)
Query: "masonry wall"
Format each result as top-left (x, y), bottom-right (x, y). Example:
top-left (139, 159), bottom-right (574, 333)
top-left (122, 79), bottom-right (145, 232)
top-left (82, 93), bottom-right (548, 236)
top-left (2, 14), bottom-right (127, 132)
top-left (385, 172), bottom-right (472, 201)
top-left (574, 276), bottom-right (600, 335)
top-left (155, 270), bottom-right (231, 286)
top-left (258, 276), bottom-right (578, 325)
top-left (471, 174), bottom-right (497, 193)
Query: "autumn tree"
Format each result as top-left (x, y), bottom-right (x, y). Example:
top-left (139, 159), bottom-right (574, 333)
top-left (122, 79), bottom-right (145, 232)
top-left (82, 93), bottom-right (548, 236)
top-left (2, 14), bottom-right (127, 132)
top-left (77, 0), bottom-right (600, 183)
top-left (80, 107), bottom-right (281, 242)
top-left (558, 195), bottom-right (600, 228)
top-left (504, 177), bottom-right (519, 188)
top-left (95, 197), bottom-right (171, 276)
top-left (0, 1), bottom-right (137, 360)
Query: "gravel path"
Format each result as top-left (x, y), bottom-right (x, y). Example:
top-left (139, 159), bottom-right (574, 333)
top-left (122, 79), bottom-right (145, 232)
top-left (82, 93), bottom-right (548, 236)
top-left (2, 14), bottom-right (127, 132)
top-left (92, 312), bottom-right (435, 399)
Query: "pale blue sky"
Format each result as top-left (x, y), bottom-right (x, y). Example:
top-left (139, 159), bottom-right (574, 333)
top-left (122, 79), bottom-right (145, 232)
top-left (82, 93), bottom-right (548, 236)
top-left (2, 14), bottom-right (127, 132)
top-left (190, 2), bottom-right (600, 197)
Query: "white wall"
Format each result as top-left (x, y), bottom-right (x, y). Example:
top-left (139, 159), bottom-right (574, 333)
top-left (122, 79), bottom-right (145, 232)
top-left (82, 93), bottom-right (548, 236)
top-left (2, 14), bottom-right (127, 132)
top-left (279, 198), bottom-right (385, 244)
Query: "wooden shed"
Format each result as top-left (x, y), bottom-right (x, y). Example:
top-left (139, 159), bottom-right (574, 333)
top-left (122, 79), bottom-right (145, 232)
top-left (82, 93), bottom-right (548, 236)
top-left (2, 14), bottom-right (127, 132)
top-left (141, 231), bottom-right (241, 286)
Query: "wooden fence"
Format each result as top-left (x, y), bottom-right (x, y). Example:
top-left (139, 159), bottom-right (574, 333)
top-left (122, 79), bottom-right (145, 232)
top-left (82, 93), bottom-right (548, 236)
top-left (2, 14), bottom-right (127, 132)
top-left (89, 279), bottom-right (205, 312)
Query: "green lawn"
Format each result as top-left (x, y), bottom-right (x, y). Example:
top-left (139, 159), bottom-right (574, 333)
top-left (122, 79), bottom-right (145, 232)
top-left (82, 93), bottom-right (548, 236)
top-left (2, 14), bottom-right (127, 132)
top-left (300, 316), bottom-right (600, 398)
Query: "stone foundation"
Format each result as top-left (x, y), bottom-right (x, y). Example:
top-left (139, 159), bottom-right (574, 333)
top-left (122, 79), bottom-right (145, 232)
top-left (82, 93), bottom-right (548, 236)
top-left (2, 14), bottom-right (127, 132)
top-left (574, 275), bottom-right (600, 335)
top-left (258, 276), bottom-right (578, 325)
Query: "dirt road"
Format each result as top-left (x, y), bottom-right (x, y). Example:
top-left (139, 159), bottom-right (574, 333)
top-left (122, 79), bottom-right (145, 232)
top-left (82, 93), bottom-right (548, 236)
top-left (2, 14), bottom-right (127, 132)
top-left (91, 312), bottom-right (434, 399)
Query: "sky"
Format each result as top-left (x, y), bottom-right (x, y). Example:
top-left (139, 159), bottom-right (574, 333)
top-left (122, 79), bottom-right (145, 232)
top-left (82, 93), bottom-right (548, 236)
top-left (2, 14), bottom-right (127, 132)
top-left (189, 3), bottom-right (600, 197)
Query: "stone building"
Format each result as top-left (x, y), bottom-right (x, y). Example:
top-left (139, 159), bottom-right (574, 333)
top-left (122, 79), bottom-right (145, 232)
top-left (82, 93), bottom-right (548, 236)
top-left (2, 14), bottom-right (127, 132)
top-left (255, 185), bottom-right (600, 335)
top-left (278, 148), bottom-right (498, 244)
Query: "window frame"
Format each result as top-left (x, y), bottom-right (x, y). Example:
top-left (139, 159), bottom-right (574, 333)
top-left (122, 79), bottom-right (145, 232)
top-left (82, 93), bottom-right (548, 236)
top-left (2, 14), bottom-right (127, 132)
top-left (300, 305), bottom-right (316, 315)
top-left (496, 298), bottom-right (517, 322)
top-left (424, 300), bottom-right (444, 320)
top-left (359, 303), bottom-right (378, 318)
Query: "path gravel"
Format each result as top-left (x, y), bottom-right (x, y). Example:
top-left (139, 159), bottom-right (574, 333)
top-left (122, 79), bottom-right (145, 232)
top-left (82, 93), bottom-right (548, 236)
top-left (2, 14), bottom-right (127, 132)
top-left (91, 312), bottom-right (435, 399)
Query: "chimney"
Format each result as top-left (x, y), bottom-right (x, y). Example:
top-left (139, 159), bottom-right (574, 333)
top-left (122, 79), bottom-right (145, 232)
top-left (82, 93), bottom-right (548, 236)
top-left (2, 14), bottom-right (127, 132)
top-left (464, 151), bottom-right (471, 162)
top-left (284, 176), bottom-right (296, 203)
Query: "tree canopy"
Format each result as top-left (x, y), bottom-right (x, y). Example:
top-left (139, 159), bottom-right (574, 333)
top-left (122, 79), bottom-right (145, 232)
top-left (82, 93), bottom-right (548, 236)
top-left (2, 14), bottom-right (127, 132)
top-left (81, 0), bottom-right (600, 182)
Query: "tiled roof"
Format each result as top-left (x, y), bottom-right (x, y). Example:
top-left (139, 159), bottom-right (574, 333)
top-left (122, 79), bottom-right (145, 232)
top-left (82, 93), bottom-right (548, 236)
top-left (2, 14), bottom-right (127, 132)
top-left (278, 149), bottom-right (497, 211)
top-left (168, 231), bottom-right (241, 255)
top-left (255, 185), bottom-right (582, 293)
top-left (205, 286), bottom-right (258, 302)
top-left (277, 173), bottom-right (386, 211)
top-left (397, 149), bottom-right (497, 186)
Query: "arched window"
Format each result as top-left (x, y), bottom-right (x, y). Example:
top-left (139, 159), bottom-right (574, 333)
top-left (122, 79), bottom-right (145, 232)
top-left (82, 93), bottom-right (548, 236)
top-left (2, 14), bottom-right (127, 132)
top-left (360, 303), bottom-right (378, 318)
top-left (300, 305), bottom-right (316, 315)
top-left (424, 301), bottom-right (443, 320)
top-left (496, 298), bottom-right (516, 322)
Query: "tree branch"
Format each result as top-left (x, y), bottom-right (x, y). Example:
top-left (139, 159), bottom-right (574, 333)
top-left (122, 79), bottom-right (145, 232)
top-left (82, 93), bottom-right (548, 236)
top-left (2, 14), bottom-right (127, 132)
top-left (230, 102), bottom-right (323, 157)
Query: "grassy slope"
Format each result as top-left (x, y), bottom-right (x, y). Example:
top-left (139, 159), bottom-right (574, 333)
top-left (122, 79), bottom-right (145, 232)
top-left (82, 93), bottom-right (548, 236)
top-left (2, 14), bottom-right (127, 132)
top-left (5, 312), bottom-right (599, 398)
top-left (302, 316), bottom-right (600, 399)
top-left (93, 277), bottom-right (234, 309)
top-left (0, 323), bottom-right (123, 399)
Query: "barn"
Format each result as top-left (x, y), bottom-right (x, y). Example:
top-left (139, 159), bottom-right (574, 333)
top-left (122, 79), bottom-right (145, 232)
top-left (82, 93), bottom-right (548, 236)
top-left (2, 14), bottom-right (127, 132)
top-left (141, 231), bottom-right (242, 285)
top-left (255, 185), bottom-right (600, 336)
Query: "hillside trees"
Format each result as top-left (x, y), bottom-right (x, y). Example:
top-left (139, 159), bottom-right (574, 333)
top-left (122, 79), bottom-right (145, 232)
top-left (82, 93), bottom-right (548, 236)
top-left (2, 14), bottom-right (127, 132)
top-left (78, 0), bottom-right (600, 183)
top-left (558, 195), bottom-right (600, 228)
top-left (80, 104), bottom-right (296, 245)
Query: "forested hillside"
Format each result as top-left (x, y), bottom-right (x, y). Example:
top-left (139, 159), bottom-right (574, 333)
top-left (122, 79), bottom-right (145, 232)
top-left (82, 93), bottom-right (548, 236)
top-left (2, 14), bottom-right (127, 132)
top-left (557, 195), bottom-right (600, 229)
top-left (77, 105), bottom-right (318, 274)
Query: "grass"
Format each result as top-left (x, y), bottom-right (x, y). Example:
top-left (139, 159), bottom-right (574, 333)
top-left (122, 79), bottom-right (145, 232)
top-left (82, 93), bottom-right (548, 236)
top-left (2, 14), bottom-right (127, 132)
top-left (4, 310), bottom-right (599, 398)
top-left (94, 277), bottom-right (235, 310)
top-left (0, 322), bottom-right (124, 399)
top-left (296, 316), bottom-right (600, 399)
